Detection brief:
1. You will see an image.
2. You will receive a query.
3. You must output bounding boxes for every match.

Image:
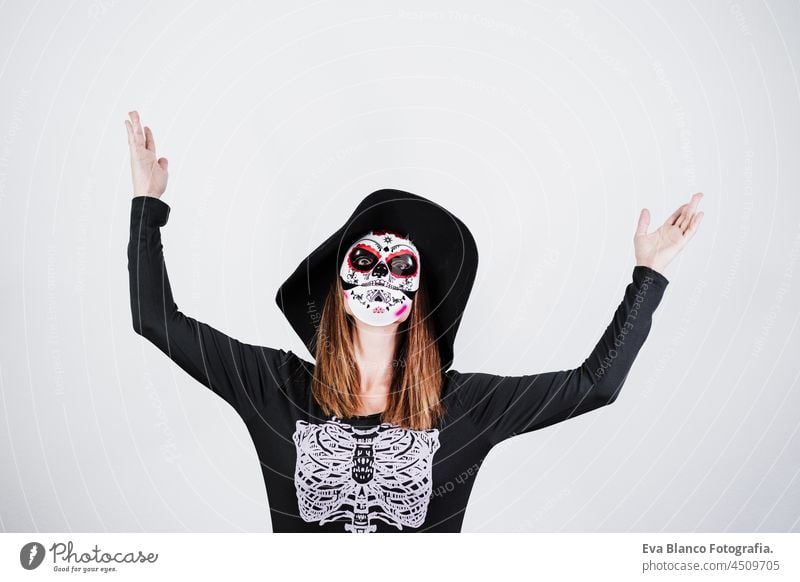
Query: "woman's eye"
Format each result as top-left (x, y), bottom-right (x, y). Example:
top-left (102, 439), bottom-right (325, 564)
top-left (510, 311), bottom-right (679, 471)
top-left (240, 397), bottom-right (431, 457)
top-left (349, 248), bottom-right (377, 271)
top-left (389, 254), bottom-right (417, 276)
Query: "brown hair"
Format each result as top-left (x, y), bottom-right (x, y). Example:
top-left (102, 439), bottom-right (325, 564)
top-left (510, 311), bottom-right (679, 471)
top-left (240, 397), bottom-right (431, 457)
top-left (310, 274), bottom-right (443, 430)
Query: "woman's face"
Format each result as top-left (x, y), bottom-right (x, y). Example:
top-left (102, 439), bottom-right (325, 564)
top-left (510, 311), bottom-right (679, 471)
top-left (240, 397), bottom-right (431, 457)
top-left (339, 229), bottom-right (420, 327)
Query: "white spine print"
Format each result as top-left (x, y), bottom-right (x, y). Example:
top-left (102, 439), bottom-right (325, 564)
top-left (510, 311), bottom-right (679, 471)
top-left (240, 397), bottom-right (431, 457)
top-left (292, 418), bottom-right (440, 532)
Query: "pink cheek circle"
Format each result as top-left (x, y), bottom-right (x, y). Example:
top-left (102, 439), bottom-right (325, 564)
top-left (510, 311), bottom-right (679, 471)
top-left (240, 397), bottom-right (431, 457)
top-left (394, 304), bottom-right (408, 317)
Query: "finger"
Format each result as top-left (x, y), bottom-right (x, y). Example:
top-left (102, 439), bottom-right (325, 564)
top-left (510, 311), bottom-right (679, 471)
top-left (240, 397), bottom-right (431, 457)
top-left (635, 208), bottom-right (650, 236)
top-left (144, 126), bottom-right (156, 153)
top-left (678, 192), bottom-right (703, 229)
top-left (665, 204), bottom-right (686, 227)
top-left (684, 211), bottom-right (704, 241)
top-left (679, 212), bottom-right (694, 233)
top-left (129, 110), bottom-right (144, 144)
top-left (124, 119), bottom-right (134, 145)
top-left (157, 157), bottom-right (168, 171)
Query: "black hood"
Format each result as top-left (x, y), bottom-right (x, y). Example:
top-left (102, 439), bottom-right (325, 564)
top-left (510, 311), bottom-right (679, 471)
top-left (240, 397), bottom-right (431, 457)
top-left (275, 188), bottom-right (479, 371)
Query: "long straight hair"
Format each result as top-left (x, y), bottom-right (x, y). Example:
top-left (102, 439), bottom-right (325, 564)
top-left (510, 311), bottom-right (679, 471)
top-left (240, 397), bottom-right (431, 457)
top-left (310, 274), bottom-right (443, 430)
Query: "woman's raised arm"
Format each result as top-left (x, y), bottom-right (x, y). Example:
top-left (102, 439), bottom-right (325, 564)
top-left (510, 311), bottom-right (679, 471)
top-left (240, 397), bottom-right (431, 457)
top-left (450, 193), bottom-right (704, 448)
top-left (125, 111), bottom-right (292, 421)
top-left (449, 265), bottom-right (668, 447)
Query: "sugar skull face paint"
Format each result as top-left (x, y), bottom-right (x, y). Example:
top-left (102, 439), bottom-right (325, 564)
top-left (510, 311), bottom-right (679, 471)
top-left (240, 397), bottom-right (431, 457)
top-left (339, 229), bottom-right (421, 326)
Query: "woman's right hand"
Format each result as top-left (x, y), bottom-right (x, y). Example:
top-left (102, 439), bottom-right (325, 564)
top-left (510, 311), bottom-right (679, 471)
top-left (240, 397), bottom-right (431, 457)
top-left (125, 110), bottom-right (168, 198)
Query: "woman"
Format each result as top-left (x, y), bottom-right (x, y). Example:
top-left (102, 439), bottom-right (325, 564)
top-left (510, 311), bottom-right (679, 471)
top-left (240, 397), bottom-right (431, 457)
top-left (125, 110), bottom-right (703, 533)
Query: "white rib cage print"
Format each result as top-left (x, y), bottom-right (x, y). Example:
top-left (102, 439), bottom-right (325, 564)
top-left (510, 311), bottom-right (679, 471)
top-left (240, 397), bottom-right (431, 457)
top-left (292, 418), bottom-right (441, 533)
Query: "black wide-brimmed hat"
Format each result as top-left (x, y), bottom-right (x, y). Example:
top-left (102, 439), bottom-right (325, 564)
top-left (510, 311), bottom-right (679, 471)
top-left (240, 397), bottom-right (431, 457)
top-left (275, 188), bottom-right (478, 371)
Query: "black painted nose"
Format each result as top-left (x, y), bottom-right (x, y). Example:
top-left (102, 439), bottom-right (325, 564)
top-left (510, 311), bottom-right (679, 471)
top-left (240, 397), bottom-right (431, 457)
top-left (372, 262), bottom-right (388, 278)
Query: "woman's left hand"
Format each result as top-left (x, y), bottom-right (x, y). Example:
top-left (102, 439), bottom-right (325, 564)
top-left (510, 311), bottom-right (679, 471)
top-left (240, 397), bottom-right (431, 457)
top-left (634, 192), bottom-right (705, 274)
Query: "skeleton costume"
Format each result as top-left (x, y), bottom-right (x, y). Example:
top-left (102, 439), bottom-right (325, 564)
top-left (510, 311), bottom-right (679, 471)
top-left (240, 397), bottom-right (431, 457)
top-left (129, 189), bottom-right (669, 532)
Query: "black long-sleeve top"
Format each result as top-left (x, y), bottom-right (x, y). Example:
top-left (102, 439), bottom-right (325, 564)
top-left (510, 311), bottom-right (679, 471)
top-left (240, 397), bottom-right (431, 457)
top-left (127, 195), bottom-right (669, 533)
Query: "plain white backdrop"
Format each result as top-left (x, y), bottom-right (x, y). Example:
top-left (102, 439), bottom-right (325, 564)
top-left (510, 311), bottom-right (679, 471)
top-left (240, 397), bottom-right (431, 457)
top-left (0, 0), bottom-right (798, 532)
